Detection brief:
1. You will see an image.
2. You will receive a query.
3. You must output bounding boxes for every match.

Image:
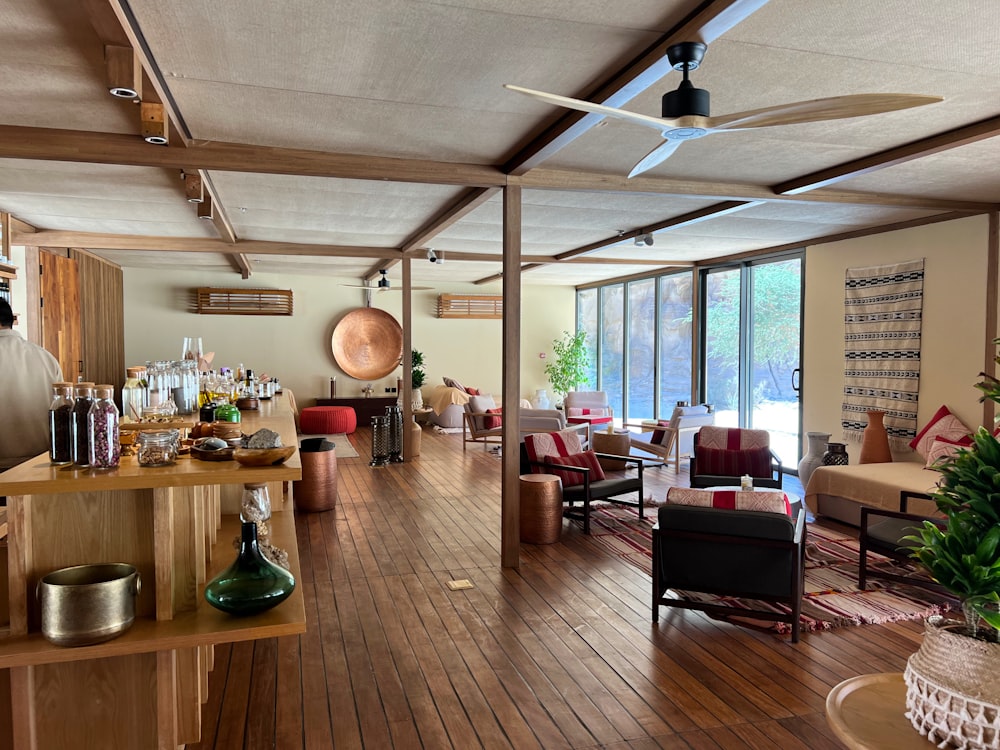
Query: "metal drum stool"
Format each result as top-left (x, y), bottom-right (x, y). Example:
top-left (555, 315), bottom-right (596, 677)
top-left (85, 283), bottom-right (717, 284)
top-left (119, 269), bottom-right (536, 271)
top-left (519, 474), bottom-right (563, 544)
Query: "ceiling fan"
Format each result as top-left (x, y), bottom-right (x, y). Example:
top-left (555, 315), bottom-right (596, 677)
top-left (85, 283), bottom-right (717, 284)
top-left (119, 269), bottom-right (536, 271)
top-left (505, 41), bottom-right (942, 178)
top-left (340, 269), bottom-right (433, 292)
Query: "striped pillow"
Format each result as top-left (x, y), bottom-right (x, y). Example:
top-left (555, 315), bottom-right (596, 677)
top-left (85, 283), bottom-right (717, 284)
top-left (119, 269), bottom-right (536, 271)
top-left (666, 487), bottom-right (792, 516)
top-left (542, 450), bottom-right (606, 487)
top-left (696, 444), bottom-right (772, 478)
top-left (524, 429), bottom-right (584, 475)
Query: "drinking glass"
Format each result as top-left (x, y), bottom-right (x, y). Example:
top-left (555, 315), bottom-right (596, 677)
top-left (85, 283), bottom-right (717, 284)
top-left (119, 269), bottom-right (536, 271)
top-left (181, 337), bottom-right (203, 363)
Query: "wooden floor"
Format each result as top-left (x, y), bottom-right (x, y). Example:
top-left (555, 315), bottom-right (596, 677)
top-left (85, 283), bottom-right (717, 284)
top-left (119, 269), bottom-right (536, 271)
top-left (189, 426), bottom-right (924, 749)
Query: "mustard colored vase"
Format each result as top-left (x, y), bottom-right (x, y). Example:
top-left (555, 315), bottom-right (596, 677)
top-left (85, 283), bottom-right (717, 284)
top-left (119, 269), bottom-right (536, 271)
top-left (859, 410), bottom-right (893, 464)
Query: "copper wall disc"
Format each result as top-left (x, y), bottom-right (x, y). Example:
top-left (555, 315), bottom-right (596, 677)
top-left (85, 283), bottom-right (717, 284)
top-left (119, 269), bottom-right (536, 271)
top-left (331, 308), bottom-right (403, 380)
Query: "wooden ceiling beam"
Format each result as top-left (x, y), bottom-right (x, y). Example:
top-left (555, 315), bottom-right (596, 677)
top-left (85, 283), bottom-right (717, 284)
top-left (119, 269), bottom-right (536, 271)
top-left (232, 253), bottom-right (252, 279)
top-left (0, 125), bottom-right (506, 188)
top-left (502, 0), bottom-right (770, 174)
top-left (399, 188), bottom-right (500, 253)
top-left (773, 113), bottom-right (1000, 195)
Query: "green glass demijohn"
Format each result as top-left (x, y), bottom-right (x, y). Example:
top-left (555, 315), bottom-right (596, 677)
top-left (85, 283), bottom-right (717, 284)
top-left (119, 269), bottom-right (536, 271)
top-left (204, 522), bottom-right (295, 616)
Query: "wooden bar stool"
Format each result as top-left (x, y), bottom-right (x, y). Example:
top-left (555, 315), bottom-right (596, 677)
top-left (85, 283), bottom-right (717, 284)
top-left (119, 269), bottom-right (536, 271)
top-left (519, 473), bottom-right (563, 544)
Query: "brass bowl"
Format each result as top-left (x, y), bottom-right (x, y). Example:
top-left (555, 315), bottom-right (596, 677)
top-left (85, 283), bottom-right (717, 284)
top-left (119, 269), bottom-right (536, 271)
top-left (233, 446), bottom-right (295, 466)
top-left (38, 563), bottom-right (141, 647)
top-left (331, 307), bottom-right (403, 380)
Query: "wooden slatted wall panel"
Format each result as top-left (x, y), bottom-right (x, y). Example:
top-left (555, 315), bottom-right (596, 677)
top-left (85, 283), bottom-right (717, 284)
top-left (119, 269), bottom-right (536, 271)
top-left (70, 249), bottom-right (125, 390)
top-left (435, 294), bottom-right (502, 319)
top-left (193, 288), bottom-right (293, 316)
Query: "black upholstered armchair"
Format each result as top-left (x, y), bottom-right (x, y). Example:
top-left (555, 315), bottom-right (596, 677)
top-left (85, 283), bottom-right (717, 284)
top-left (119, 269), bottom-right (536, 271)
top-left (689, 426), bottom-right (783, 489)
top-left (519, 443), bottom-right (644, 535)
top-left (652, 503), bottom-right (806, 641)
top-left (858, 490), bottom-right (948, 594)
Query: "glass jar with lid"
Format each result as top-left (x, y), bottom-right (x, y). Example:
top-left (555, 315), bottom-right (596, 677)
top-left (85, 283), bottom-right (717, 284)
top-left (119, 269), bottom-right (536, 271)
top-left (121, 367), bottom-right (146, 423)
top-left (87, 384), bottom-right (120, 469)
top-left (48, 382), bottom-right (74, 465)
top-left (70, 382), bottom-right (95, 466)
top-left (137, 428), bottom-right (180, 467)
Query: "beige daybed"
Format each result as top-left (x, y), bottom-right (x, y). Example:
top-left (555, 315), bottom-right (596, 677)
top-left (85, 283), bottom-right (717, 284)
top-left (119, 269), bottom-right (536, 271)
top-left (804, 461), bottom-right (942, 526)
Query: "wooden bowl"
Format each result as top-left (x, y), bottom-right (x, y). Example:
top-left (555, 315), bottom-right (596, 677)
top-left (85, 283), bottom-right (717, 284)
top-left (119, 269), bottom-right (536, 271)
top-left (191, 445), bottom-right (235, 461)
top-left (233, 446), bottom-right (295, 466)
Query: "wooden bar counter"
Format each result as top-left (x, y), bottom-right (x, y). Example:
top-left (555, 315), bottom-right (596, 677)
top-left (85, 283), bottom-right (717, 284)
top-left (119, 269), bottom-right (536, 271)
top-left (0, 397), bottom-right (305, 749)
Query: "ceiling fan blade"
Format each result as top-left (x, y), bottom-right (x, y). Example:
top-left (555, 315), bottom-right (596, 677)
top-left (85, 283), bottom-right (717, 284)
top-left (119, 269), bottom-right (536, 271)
top-left (382, 286), bottom-right (434, 291)
top-left (693, 0), bottom-right (771, 44)
top-left (628, 139), bottom-right (684, 178)
top-left (505, 84), bottom-right (675, 134)
top-left (707, 93), bottom-right (943, 131)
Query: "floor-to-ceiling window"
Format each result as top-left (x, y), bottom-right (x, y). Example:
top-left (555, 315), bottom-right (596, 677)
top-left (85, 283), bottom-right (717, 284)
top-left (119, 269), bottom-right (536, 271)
top-left (701, 254), bottom-right (803, 466)
top-left (576, 270), bottom-right (693, 423)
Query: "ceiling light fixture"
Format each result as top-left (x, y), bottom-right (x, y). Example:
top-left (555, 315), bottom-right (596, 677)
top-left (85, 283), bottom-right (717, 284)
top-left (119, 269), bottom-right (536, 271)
top-left (634, 233), bottom-right (654, 247)
top-left (105, 45), bottom-right (141, 100)
top-left (427, 248), bottom-right (438, 263)
top-left (141, 102), bottom-right (168, 145)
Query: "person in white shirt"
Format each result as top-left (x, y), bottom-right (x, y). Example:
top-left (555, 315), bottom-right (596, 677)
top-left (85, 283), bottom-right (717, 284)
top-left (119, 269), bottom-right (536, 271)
top-left (0, 299), bottom-right (64, 469)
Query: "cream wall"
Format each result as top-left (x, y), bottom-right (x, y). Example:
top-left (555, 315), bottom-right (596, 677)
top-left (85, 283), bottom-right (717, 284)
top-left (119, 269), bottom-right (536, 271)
top-left (802, 214), bottom-right (991, 463)
top-left (121, 268), bottom-right (574, 405)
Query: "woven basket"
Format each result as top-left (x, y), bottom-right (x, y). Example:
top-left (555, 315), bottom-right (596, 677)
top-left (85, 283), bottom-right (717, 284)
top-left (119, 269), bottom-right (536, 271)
top-left (904, 617), bottom-right (1000, 749)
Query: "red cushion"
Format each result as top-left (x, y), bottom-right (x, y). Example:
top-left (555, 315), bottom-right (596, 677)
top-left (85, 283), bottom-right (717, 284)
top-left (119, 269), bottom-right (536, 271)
top-left (924, 434), bottom-right (973, 468)
top-left (650, 419), bottom-right (672, 446)
top-left (696, 444), bottom-right (772, 477)
top-left (466, 387), bottom-right (481, 396)
top-left (909, 404), bottom-right (972, 458)
top-left (542, 450), bottom-right (606, 487)
top-left (484, 407), bottom-right (502, 429)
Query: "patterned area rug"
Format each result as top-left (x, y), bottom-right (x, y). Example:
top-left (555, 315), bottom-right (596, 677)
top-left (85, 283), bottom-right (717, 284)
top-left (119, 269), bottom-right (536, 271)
top-left (583, 504), bottom-right (953, 633)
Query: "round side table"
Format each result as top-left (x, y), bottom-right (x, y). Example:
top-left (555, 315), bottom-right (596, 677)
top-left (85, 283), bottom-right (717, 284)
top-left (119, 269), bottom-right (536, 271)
top-left (519, 474), bottom-right (563, 544)
top-left (591, 430), bottom-right (631, 471)
top-left (825, 672), bottom-right (928, 749)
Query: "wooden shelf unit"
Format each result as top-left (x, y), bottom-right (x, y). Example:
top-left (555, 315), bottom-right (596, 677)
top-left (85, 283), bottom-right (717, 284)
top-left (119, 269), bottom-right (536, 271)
top-left (0, 398), bottom-right (305, 749)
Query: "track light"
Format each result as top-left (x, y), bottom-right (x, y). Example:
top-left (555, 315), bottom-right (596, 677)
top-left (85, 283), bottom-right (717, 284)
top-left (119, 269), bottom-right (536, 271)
top-left (634, 233), bottom-right (654, 247)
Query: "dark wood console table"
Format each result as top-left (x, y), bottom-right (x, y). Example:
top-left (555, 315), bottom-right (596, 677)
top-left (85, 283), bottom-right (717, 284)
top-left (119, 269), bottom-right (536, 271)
top-left (316, 396), bottom-right (397, 424)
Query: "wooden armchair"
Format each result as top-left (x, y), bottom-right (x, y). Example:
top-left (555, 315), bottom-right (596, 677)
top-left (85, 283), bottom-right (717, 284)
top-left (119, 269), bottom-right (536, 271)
top-left (627, 404), bottom-right (714, 473)
top-left (653, 498), bottom-right (806, 642)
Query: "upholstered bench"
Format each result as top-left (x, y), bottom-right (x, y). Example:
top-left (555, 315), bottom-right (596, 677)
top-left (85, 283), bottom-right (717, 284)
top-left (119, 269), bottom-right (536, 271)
top-left (300, 405), bottom-right (357, 434)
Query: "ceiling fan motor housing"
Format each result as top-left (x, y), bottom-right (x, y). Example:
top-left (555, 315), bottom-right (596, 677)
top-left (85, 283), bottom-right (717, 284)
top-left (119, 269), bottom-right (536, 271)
top-left (663, 81), bottom-right (710, 118)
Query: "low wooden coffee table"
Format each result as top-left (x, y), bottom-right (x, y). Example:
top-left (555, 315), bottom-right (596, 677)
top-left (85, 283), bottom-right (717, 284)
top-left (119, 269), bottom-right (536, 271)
top-left (825, 672), bottom-right (929, 749)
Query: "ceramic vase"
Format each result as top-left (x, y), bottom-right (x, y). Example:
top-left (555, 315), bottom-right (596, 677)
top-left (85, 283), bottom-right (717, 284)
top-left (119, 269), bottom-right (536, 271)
top-left (412, 388), bottom-right (423, 410)
top-left (532, 389), bottom-right (550, 410)
top-left (204, 521), bottom-right (296, 616)
top-left (822, 442), bottom-right (849, 466)
top-left (797, 431), bottom-right (831, 488)
top-left (859, 409), bottom-right (893, 464)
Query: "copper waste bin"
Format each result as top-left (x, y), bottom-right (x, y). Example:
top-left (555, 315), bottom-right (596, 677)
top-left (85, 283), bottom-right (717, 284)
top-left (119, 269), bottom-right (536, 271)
top-left (294, 438), bottom-right (337, 512)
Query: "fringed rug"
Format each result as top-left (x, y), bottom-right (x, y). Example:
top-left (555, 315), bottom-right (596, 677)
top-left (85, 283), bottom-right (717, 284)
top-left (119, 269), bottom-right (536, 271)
top-left (582, 504), bottom-right (952, 634)
top-left (842, 258), bottom-right (924, 447)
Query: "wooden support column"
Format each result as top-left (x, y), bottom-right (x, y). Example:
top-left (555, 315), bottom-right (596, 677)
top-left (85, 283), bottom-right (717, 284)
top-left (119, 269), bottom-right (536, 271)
top-left (402, 258), bottom-right (414, 460)
top-left (985, 210), bottom-right (999, 428)
top-left (501, 185), bottom-right (521, 569)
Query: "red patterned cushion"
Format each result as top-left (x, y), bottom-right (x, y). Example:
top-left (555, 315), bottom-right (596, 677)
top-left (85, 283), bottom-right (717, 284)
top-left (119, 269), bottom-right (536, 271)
top-left (666, 488), bottom-right (791, 516)
top-left (909, 405), bottom-right (972, 458)
top-left (484, 407), bottom-right (502, 429)
top-left (696, 444), bottom-right (772, 478)
top-left (524, 429), bottom-right (584, 475)
top-left (542, 450), bottom-right (606, 487)
top-left (650, 419), bottom-right (672, 446)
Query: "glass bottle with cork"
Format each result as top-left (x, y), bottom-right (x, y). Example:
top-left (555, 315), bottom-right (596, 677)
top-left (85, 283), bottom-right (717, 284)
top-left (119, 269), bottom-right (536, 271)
top-left (70, 382), bottom-right (95, 466)
top-left (88, 384), bottom-right (121, 469)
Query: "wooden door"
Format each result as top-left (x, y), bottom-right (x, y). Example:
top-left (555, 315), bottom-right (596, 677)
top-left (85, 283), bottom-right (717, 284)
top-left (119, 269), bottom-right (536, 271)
top-left (39, 250), bottom-right (82, 382)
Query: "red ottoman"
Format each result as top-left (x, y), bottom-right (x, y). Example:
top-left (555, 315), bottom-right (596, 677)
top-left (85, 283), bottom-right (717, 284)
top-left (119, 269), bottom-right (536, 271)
top-left (300, 406), bottom-right (357, 434)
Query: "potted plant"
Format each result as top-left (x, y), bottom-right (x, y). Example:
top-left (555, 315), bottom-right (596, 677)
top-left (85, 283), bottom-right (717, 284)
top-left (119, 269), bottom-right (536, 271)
top-left (899, 349), bottom-right (1000, 745)
top-left (544, 330), bottom-right (590, 405)
top-left (410, 350), bottom-right (426, 408)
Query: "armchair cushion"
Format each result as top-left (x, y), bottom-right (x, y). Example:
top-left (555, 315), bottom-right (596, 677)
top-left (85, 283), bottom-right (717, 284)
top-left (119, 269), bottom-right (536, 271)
top-left (542, 450), bottom-right (606, 487)
top-left (698, 426), bottom-right (770, 451)
top-left (523, 429), bottom-right (584, 470)
top-left (484, 407), bottom-right (502, 429)
top-left (924, 434), bottom-right (972, 468)
top-left (666, 487), bottom-right (792, 516)
top-left (695, 444), bottom-right (773, 478)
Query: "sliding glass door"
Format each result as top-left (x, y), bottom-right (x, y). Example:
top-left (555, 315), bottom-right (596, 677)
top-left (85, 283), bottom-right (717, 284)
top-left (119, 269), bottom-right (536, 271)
top-left (702, 255), bottom-right (803, 467)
